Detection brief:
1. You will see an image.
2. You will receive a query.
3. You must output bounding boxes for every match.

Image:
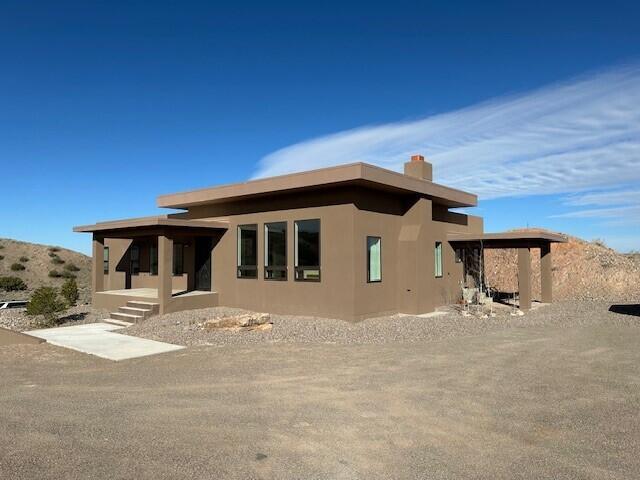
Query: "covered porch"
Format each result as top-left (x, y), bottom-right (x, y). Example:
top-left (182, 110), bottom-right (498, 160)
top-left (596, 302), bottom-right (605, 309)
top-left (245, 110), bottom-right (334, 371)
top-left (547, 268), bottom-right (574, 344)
top-left (448, 230), bottom-right (567, 311)
top-left (74, 216), bottom-right (229, 314)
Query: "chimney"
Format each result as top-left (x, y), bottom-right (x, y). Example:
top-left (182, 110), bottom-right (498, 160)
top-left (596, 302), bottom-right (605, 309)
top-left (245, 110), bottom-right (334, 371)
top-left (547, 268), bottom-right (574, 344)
top-left (404, 154), bottom-right (432, 181)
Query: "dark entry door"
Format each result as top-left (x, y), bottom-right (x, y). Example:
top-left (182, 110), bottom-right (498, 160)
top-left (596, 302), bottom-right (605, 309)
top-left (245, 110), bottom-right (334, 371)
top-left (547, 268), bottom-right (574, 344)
top-left (195, 237), bottom-right (212, 291)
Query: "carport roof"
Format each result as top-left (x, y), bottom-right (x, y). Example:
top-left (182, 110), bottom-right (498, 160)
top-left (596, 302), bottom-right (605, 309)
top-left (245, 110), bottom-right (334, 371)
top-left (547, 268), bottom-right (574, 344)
top-left (448, 230), bottom-right (567, 248)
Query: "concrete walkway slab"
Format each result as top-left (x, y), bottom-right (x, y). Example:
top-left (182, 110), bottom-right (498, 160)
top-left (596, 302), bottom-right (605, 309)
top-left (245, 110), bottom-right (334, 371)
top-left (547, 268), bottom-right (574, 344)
top-left (25, 323), bottom-right (184, 361)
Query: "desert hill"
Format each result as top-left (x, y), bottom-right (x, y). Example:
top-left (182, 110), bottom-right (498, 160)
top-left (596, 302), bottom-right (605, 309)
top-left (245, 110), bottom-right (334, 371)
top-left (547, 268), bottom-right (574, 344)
top-left (0, 238), bottom-right (91, 303)
top-left (484, 230), bottom-right (640, 302)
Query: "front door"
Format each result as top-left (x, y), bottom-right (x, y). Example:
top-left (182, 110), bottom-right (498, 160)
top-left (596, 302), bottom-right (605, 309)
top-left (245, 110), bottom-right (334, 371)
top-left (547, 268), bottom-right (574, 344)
top-left (194, 237), bottom-right (212, 291)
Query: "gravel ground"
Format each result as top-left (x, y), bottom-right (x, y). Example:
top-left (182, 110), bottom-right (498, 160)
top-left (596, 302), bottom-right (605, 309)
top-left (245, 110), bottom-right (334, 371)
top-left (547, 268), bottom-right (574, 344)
top-left (0, 304), bottom-right (110, 331)
top-left (120, 300), bottom-right (640, 346)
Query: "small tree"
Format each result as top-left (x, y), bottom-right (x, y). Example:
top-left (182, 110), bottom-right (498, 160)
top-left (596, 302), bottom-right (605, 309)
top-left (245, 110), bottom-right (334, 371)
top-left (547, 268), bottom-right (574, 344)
top-left (64, 263), bottom-right (80, 272)
top-left (11, 263), bottom-right (26, 271)
top-left (51, 256), bottom-right (65, 265)
top-left (0, 276), bottom-right (27, 291)
top-left (48, 269), bottom-right (62, 278)
top-left (61, 278), bottom-right (79, 306)
top-left (26, 287), bottom-right (66, 327)
top-left (0, 255), bottom-right (4, 260)
top-left (19, 256), bottom-right (29, 262)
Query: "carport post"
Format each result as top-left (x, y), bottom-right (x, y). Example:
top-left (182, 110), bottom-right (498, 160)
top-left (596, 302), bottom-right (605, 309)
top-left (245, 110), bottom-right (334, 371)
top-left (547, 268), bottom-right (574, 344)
top-left (91, 234), bottom-right (104, 293)
top-left (540, 243), bottom-right (553, 303)
top-left (158, 235), bottom-right (173, 315)
top-left (517, 247), bottom-right (532, 311)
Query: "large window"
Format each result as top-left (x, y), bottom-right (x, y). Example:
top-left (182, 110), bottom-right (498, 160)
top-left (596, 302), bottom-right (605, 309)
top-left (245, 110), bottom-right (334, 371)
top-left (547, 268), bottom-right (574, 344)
top-left (367, 236), bottom-right (382, 283)
top-left (434, 241), bottom-right (443, 278)
top-left (130, 244), bottom-right (140, 275)
top-left (295, 219), bottom-right (320, 281)
top-left (103, 247), bottom-right (109, 274)
top-left (237, 224), bottom-right (258, 278)
top-left (173, 243), bottom-right (184, 276)
top-left (265, 222), bottom-right (287, 280)
top-left (150, 243), bottom-right (158, 275)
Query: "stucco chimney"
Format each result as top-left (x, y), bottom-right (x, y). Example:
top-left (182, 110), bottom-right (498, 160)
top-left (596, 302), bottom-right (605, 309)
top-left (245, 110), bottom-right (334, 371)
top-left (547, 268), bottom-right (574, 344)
top-left (404, 154), bottom-right (433, 181)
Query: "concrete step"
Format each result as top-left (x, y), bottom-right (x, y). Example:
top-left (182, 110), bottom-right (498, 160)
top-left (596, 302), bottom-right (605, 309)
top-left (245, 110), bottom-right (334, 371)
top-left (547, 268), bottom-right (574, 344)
top-left (110, 312), bottom-right (144, 323)
top-left (126, 301), bottom-right (159, 315)
top-left (103, 318), bottom-right (134, 327)
top-left (118, 306), bottom-right (152, 318)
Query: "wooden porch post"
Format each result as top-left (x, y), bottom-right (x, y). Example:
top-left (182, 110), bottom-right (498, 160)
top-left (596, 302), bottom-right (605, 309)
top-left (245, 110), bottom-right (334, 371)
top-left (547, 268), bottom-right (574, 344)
top-left (540, 243), bottom-right (553, 303)
top-left (158, 234), bottom-right (173, 315)
top-left (517, 247), bottom-right (532, 311)
top-left (92, 234), bottom-right (104, 294)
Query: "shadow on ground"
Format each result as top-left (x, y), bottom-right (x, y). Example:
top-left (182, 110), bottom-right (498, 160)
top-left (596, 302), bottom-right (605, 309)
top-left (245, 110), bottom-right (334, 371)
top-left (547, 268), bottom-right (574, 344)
top-left (609, 304), bottom-right (640, 317)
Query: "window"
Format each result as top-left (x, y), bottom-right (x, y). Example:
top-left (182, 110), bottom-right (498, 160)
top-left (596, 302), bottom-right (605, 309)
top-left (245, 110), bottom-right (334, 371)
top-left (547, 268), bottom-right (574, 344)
top-left (367, 236), bottom-right (382, 283)
top-left (173, 243), bottom-right (184, 276)
top-left (265, 222), bottom-right (287, 280)
top-left (130, 245), bottom-right (140, 275)
top-left (150, 243), bottom-right (158, 275)
top-left (434, 241), bottom-right (443, 278)
top-left (103, 247), bottom-right (109, 274)
top-left (237, 224), bottom-right (257, 278)
top-left (294, 219), bottom-right (320, 281)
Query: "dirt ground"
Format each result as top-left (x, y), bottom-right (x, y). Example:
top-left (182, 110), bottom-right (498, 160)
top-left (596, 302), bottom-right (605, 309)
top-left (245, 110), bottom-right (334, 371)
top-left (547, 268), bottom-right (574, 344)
top-left (1, 307), bottom-right (640, 479)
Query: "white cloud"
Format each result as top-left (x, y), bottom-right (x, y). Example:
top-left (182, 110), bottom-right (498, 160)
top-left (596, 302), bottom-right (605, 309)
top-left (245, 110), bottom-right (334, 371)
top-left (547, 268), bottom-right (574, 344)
top-left (556, 187), bottom-right (640, 226)
top-left (254, 64), bottom-right (640, 205)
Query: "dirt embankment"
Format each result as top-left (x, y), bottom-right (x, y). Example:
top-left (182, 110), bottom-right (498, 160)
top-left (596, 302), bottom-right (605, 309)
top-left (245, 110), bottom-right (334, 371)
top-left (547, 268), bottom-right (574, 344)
top-left (0, 238), bottom-right (91, 303)
top-left (484, 231), bottom-right (640, 302)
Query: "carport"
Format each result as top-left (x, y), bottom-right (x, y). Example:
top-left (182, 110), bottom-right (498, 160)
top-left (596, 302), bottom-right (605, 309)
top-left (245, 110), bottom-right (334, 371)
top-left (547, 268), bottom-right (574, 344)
top-left (448, 230), bottom-right (567, 311)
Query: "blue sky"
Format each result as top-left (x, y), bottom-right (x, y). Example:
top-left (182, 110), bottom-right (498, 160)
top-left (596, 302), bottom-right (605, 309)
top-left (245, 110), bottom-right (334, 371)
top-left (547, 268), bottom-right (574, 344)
top-left (1, 0), bottom-right (639, 254)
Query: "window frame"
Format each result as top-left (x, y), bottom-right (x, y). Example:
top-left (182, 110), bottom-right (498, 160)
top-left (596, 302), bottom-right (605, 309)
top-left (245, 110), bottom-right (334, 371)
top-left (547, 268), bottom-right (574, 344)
top-left (237, 224), bottom-right (258, 279)
top-left (434, 241), bottom-right (443, 278)
top-left (130, 244), bottom-right (140, 275)
top-left (149, 243), bottom-right (158, 276)
top-left (264, 222), bottom-right (287, 281)
top-left (366, 236), bottom-right (382, 283)
top-left (103, 246), bottom-right (109, 274)
top-left (173, 243), bottom-right (184, 276)
top-left (294, 219), bottom-right (321, 282)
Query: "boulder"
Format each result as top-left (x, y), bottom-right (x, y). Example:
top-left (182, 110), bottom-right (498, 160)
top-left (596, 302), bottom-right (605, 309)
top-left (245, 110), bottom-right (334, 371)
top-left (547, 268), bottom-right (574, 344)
top-left (204, 313), bottom-right (272, 332)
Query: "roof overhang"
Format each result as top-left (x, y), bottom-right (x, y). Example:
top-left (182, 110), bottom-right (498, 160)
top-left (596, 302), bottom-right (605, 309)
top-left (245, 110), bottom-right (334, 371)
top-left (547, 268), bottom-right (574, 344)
top-left (448, 230), bottom-right (567, 248)
top-left (157, 163), bottom-right (478, 209)
top-left (73, 216), bottom-right (229, 235)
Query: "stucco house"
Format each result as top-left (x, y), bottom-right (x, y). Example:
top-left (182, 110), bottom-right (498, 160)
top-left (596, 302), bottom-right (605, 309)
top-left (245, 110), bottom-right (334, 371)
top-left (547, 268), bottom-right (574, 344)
top-left (74, 155), bottom-right (565, 321)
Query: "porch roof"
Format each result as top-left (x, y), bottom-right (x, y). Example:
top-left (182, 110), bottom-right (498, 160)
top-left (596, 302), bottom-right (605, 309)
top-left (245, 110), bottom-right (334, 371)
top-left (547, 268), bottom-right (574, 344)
top-left (73, 215), bottom-right (229, 234)
top-left (447, 230), bottom-right (567, 248)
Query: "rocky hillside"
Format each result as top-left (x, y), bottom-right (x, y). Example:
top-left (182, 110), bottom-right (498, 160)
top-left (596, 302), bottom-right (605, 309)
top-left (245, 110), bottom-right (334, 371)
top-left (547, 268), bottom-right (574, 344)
top-left (484, 230), bottom-right (640, 302)
top-left (0, 238), bottom-right (91, 303)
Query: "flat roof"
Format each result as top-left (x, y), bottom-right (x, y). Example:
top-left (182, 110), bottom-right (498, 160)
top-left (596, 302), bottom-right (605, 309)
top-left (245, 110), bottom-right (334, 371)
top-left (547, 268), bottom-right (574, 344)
top-left (448, 230), bottom-right (567, 246)
top-left (157, 162), bottom-right (478, 209)
top-left (73, 216), bottom-right (229, 233)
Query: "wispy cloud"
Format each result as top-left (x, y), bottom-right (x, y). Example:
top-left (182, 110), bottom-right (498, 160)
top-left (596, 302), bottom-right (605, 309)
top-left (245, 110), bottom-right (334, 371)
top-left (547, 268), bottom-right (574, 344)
top-left (556, 187), bottom-right (640, 226)
top-left (254, 64), bottom-right (640, 211)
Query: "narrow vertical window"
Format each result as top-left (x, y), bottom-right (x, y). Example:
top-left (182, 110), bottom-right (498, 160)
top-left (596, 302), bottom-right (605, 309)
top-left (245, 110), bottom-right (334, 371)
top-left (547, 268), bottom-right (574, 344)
top-left (294, 219), bottom-right (320, 281)
top-left (434, 241), bottom-right (443, 278)
top-left (150, 243), bottom-right (158, 275)
top-left (265, 222), bottom-right (287, 280)
top-left (367, 236), bottom-right (382, 283)
top-left (173, 243), bottom-right (184, 275)
top-left (237, 225), bottom-right (257, 278)
top-left (103, 247), bottom-right (109, 274)
top-left (130, 244), bottom-right (140, 275)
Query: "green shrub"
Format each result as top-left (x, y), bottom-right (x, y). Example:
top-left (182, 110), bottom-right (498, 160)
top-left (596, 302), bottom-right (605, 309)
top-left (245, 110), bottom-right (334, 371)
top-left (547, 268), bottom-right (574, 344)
top-left (26, 287), bottom-right (66, 327)
top-left (0, 255), bottom-right (4, 260)
top-left (51, 256), bottom-right (65, 265)
top-left (64, 263), bottom-right (80, 272)
top-left (10, 263), bottom-right (25, 271)
top-left (61, 270), bottom-right (76, 279)
top-left (48, 247), bottom-right (60, 253)
top-left (19, 256), bottom-right (29, 262)
top-left (0, 276), bottom-right (27, 291)
top-left (61, 278), bottom-right (79, 306)
top-left (48, 269), bottom-right (62, 278)
top-left (48, 251), bottom-right (57, 258)
top-left (0, 244), bottom-right (4, 249)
